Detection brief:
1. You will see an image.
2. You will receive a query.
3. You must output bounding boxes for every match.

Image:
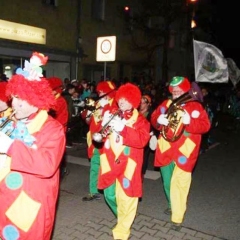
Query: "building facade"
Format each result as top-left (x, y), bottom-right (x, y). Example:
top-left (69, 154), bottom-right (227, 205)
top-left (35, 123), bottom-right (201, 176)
top-left (0, 0), bottom-right (193, 84)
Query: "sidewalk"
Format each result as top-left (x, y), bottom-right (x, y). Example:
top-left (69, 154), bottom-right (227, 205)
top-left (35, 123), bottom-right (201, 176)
top-left (51, 153), bottom-right (226, 240)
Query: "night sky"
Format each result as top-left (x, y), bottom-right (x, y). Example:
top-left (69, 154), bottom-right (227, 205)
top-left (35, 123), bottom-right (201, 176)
top-left (206, 1), bottom-right (239, 65)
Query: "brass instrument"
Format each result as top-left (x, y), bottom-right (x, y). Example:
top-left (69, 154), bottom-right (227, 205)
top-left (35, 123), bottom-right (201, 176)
top-left (92, 109), bottom-right (121, 142)
top-left (0, 110), bottom-right (16, 136)
top-left (162, 82), bottom-right (203, 142)
top-left (80, 89), bottom-right (116, 118)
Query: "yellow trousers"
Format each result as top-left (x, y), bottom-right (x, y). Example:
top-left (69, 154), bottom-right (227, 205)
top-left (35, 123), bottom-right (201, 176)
top-left (170, 165), bottom-right (191, 224)
top-left (112, 180), bottom-right (138, 240)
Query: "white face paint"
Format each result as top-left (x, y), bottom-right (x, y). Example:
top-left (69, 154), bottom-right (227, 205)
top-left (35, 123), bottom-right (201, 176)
top-left (0, 100), bottom-right (8, 112)
top-left (11, 96), bottom-right (38, 120)
top-left (172, 86), bottom-right (185, 100)
top-left (118, 98), bottom-right (133, 112)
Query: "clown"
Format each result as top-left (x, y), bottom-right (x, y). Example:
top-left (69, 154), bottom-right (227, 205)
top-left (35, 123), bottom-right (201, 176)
top-left (151, 76), bottom-right (210, 230)
top-left (0, 52), bottom-right (66, 240)
top-left (98, 83), bottom-right (150, 240)
top-left (81, 80), bottom-right (117, 201)
top-left (48, 77), bottom-right (69, 178)
top-left (47, 77), bottom-right (68, 132)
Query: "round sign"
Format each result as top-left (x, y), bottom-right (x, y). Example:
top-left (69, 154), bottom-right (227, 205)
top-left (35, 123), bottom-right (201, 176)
top-left (101, 39), bottom-right (112, 54)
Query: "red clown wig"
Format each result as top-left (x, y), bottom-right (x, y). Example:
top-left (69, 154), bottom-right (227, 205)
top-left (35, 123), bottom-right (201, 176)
top-left (6, 52), bottom-right (56, 110)
top-left (47, 77), bottom-right (63, 94)
top-left (0, 82), bottom-right (9, 103)
top-left (96, 80), bottom-right (116, 98)
top-left (115, 83), bottom-right (141, 108)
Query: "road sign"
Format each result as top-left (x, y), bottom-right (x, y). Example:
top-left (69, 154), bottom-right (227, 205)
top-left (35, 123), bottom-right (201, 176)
top-left (96, 36), bottom-right (116, 62)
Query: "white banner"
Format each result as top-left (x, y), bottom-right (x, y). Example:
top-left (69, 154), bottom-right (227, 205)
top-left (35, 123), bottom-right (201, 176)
top-left (193, 40), bottom-right (228, 83)
top-left (226, 58), bottom-right (240, 87)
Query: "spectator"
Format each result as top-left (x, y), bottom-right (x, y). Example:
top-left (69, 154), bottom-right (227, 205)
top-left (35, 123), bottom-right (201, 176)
top-left (138, 94), bottom-right (156, 181)
top-left (79, 79), bottom-right (91, 101)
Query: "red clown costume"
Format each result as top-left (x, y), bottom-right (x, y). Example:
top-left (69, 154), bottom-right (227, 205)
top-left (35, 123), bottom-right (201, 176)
top-left (0, 52), bottom-right (66, 239)
top-left (47, 77), bottom-right (69, 132)
top-left (98, 83), bottom-right (150, 240)
top-left (0, 82), bottom-right (12, 118)
top-left (80, 80), bottom-right (117, 201)
top-left (151, 76), bottom-right (210, 229)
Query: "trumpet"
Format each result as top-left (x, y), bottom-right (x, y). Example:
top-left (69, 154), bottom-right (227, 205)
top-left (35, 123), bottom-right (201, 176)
top-left (80, 89), bottom-right (116, 118)
top-left (92, 109), bottom-right (121, 142)
top-left (0, 110), bottom-right (16, 136)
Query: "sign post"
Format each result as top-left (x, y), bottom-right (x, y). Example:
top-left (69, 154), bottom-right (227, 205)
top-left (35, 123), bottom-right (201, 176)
top-left (96, 36), bottom-right (116, 80)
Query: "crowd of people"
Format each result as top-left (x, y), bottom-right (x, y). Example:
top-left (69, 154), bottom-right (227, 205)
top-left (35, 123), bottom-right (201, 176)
top-left (1, 52), bottom-right (240, 239)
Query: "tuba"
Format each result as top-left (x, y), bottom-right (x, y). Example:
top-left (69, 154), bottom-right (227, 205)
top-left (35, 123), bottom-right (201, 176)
top-left (162, 82), bottom-right (203, 142)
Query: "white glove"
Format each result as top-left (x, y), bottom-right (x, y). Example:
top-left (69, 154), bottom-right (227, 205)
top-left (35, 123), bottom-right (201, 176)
top-left (0, 154), bottom-right (8, 169)
top-left (157, 114), bottom-right (169, 126)
top-left (85, 110), bottom-right (92, 123)
top-left (101, 110), bottom-right (112, 127)
top-left (182, 110), bottom-right (191, 125)
top-left (149, 135), bottom-right (158, 151)
top-left (99, 98), bottom-right (108, 107)
top-left (77, 101), bottom-right (85, 107)
top-left (0, 132), bottom-right (14, 154)
top-left (109, 116), bottom-right (125, 132)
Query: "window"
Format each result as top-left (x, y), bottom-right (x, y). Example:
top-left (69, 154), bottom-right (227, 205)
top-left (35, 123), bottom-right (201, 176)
top-left (91, 0), bottom-right (105, 21)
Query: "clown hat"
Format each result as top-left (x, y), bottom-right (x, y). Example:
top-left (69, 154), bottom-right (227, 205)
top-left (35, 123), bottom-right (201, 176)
top-left (115, 83), bottom-right (141, 108)
top-left (168, 76), bottom-right (191, 93)
top-left (0, 82), bottom-right (9, 103)
top-left (48, 77), bottom-right (63, 94)
top-left (6, 52), bottom-right (55, 110)
top-left (96, 80), bottom-right (116, 98)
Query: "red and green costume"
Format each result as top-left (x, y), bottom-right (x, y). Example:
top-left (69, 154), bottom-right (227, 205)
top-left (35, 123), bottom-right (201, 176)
top-left (98, 109), bottom-right (150, 240)
top-left (151, 99), bottom-right (210, 223)
top-left (84, 98), bottom-right (117, 195)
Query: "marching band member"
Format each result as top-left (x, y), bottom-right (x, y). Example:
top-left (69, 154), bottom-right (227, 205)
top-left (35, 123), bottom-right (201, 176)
top-left (151, 76), bottom-right (210, 230)
top-left (0, 52), bottom-right (66, 239)
top-left (81, 80), bottom-right (116, 201)
top-left (48, 77), bottom-right (69, 178)
top-left (98, 83), bottom-right (150, 240)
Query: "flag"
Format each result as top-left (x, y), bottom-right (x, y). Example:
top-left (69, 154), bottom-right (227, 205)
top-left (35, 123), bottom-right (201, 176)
top-left (193, 40), bottom-right (229, 83)
top-left (226, 58), bottom-right (240, 87)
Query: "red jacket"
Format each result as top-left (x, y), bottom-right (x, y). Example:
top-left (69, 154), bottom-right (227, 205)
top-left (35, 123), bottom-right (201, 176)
top-left (151, 99), bottom-right (211, 172)
top-left (98, 109), bottom-right (150, 197)
top-left (0, 110), bottom-right (65, 240)
top-left (50, 94), bottom-right (68, 132)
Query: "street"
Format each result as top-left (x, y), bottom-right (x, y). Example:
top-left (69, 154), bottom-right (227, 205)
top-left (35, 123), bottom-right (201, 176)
top-left (53, 115), bottom-right (240, 240)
